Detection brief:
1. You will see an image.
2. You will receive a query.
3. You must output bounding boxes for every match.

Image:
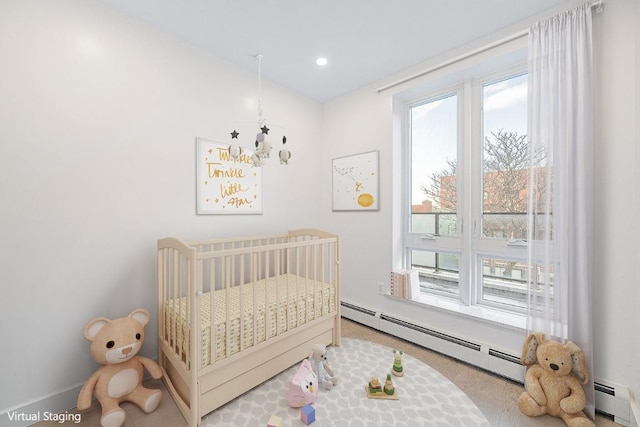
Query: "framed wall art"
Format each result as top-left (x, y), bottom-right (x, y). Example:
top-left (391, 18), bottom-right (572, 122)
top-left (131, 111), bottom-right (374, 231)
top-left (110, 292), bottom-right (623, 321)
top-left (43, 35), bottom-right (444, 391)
top-left (332, 150), bottom-right (379, 211)
top-left (196, 137), bottom-right (262, 214)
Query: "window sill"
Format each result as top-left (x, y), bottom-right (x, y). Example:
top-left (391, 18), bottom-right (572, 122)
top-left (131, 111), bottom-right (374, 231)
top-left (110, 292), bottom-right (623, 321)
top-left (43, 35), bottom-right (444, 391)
top-left (383, 292), bottom-right (526, 332)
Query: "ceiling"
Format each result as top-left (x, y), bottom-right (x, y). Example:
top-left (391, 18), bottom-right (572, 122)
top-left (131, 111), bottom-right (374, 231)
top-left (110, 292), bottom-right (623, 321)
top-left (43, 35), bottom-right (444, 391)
top-left (97, 0), bottom-right (570, 103)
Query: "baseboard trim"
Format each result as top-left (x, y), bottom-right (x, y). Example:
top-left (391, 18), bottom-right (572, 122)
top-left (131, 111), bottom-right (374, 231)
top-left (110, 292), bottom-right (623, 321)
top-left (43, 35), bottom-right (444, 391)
top-left (341, 300), bottom-right (632, 425)
top-left (630, 395), bottom-right (639, 427)
top-left (0, 384), bottom-right (83, 427)
top-left (594, 380), bottom-right (631, 426)
top-left (0, 361), bottom-right (159, 427)
top-left (340, 301), bottom-right (380, 329)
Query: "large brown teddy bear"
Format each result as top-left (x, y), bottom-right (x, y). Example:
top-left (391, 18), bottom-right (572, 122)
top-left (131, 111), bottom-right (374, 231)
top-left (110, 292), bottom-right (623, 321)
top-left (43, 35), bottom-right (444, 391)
top-left (77, 308), bottom-right (163, 427)
top-left (518, 332), bottom-right (594, 427)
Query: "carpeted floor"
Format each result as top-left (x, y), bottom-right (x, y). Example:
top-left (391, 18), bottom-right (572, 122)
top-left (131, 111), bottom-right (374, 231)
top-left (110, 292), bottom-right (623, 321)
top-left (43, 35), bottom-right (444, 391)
top-left (341, 319), bottom-right (620, 427)
top-left (202, 337), bottom-right (491, 426)
top-left (31, 318), bottom-right (621, 426)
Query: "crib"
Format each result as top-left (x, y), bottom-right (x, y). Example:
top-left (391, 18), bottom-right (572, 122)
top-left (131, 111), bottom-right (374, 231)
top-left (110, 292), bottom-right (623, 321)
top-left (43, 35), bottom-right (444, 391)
top-left (157, 229), bottom-right (341, 427)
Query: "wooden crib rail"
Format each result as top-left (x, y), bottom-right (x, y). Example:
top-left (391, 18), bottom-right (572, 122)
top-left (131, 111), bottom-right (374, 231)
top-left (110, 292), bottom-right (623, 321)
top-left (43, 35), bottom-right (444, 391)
top-left (287, 228), bottom-right (339, 240)
top-left (158, 230), bottom-right (341, 427)
top-left (157, 237), bottom-right (199, 367)
top-left (187, 232), bottom-right (288, 248)
top-left (157, 236), bottom-right (201, 426)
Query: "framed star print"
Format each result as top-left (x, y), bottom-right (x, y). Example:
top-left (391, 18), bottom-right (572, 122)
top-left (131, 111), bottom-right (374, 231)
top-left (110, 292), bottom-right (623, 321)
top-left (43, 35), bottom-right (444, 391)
top-left (332, 150), bottom-right (379, 211)
top-left (196, 137), bottom-right (262, 214)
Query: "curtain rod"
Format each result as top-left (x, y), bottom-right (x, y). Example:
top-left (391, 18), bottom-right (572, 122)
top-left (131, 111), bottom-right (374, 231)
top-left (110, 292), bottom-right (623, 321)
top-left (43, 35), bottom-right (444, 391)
top-left (375, 1), bottom-right (603, 95)
top-left (375, 30), bottom-right (527, 94)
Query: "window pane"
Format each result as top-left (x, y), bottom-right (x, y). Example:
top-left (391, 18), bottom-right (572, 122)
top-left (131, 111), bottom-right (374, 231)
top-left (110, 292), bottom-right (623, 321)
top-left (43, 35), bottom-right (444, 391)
top-left (481, 256), bottom-right (554, 311)
top-left (410, 250), bottom-right (459, 296)
top-left (482, 74), bottom-right (529, 239)
top-left (410, 94), bottom-right (457, 235)
top-left (529, 262), bottom-right (555, 314)
top-left (411, 213), bottom-right (457, 236)
top-left (481, 256), bottom-right (527, 308)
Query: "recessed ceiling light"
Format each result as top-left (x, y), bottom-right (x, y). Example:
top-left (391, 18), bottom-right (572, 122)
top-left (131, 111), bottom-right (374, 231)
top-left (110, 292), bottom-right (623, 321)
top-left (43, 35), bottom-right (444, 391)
top-left (316, 57), bottom-right (328, 66)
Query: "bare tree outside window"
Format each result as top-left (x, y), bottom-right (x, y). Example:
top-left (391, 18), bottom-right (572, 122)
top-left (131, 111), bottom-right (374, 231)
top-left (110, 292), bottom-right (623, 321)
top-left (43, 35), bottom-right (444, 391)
top-left (418, 128), bottom-right (549, 240)
top-left (419, 158), bottom-right (457, 213)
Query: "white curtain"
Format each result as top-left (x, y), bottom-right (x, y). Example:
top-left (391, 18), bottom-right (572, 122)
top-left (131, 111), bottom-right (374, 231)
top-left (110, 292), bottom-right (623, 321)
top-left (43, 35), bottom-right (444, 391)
top-left (526, 2), bottom-right (594, 417)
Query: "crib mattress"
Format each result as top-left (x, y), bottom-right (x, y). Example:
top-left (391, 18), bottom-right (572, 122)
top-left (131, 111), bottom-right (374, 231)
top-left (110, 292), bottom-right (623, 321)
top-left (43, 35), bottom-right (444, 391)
top-left (164, 273), bottom-right (336, 366)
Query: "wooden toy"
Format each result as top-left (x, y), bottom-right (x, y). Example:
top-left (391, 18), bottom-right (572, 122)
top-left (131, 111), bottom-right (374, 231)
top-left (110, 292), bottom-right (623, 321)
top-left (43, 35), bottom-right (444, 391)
top-left (267, 414), bottom-right (283, 427)
top-left (383, 373), bottom-right (395, 395)
top-left (365, 376), bottom-right (398, 400)
top-left (300, 404), bottom-right (316, 425)
top-left (392, 349), bottom-right (404, 376)
top-left (367, 377), bottom-right (383, 395)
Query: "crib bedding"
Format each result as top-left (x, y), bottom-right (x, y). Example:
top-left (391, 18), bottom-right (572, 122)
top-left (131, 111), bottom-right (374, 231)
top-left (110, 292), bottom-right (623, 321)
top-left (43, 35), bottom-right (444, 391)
top-left (165, 273), bottom-right (336, 366)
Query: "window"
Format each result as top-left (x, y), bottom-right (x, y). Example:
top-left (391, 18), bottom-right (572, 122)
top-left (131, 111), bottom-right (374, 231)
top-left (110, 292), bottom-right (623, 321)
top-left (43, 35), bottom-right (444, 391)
top-left (403, 65), bottom-right (543, 315)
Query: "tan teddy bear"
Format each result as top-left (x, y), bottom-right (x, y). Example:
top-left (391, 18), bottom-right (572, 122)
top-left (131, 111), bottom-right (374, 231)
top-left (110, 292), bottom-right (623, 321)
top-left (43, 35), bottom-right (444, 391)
top-left (518, 332), bottom-right (594, 427)
top-left (77, 308), bottom-right (163, 427)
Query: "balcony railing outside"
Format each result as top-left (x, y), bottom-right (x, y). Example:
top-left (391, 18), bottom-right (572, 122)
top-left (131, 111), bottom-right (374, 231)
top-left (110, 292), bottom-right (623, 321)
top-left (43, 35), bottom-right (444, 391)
top-left (409, 211), bottom-right (554, 310)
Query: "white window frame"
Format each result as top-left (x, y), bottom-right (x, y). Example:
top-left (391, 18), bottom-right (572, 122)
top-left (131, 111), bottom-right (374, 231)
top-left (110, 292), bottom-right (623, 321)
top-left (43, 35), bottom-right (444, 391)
top-left (474, 67), bottom-right (532, 311)
top-left (399, 48), bottom-right (536, 319)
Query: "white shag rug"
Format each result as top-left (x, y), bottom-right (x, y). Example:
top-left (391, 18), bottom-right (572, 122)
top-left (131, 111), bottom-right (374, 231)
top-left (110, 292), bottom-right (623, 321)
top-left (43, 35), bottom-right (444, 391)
top-left (202, 338), bottom-right (490, 426)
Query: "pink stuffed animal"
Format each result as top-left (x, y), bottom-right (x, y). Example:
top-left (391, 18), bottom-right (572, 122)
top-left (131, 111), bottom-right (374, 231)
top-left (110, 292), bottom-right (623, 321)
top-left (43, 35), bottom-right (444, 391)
top-left (287, 359), bottom-right (318, 407)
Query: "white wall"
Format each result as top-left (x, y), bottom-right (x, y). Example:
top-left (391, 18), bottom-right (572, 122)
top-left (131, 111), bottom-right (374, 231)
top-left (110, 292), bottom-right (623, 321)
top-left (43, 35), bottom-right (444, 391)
top-left (322, 0), bottom-right (639, 399)
top-left (0, 0), bottom-right (323, 418)
top-left (320, 92), bottom-right (394, 310)
top-left (591, 0), bottom-right (637, 390)
top-left (632, 0), bottom-right (639, 421)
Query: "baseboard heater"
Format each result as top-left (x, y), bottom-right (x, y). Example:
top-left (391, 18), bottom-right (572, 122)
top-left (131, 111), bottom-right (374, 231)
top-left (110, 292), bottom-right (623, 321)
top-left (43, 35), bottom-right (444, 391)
top-left (379, 313), bottom-right (482, 351)
top-left (341, 301), bottom-right (631, 426)
top-left (340, 301), bottom-right (523, 382)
